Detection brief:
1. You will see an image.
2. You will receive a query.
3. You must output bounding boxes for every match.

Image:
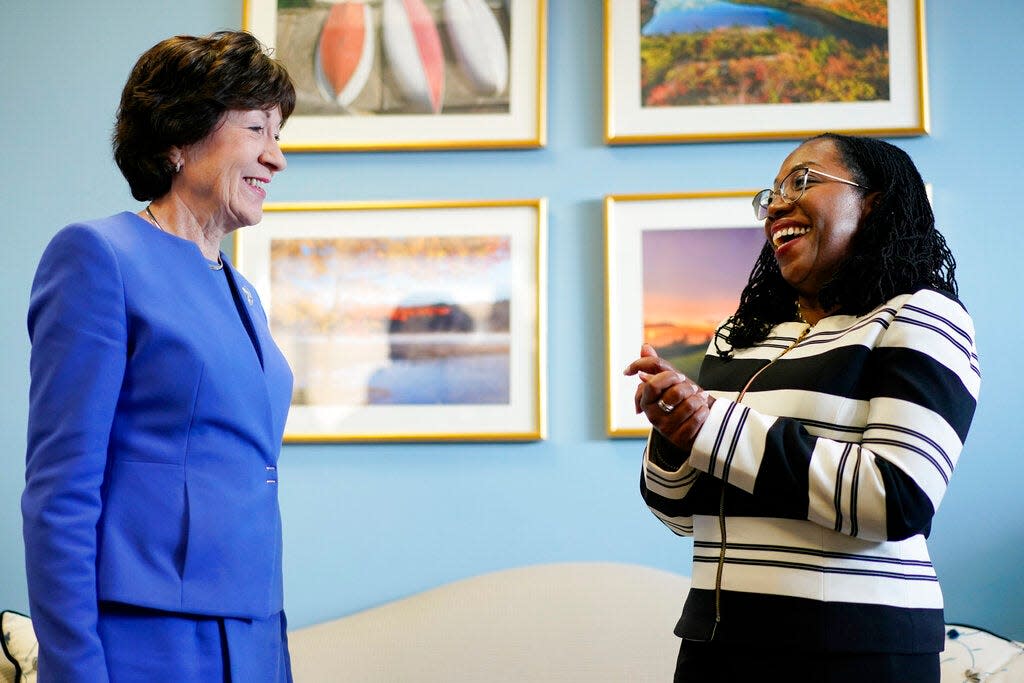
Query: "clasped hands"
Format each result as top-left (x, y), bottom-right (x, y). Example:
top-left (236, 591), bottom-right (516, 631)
top-left (624, 343), bottom-right (715, 452)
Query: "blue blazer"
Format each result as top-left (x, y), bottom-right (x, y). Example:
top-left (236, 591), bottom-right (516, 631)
top-left (23, 212), bottom-right (293, 678)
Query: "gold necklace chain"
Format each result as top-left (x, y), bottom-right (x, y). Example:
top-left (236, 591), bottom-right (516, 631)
top-left (708, 323), bottom-right (811, 641)
top-left (144, 205), bottom-right (224, 271)
top-left (796, 299), bottom-right (810, 324)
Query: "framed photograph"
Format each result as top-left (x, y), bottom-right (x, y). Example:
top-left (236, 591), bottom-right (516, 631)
top-left (605, 0), bottom-right (928, 144)
top-left (235, 199), bottom-right (547, 441)
top-left (605, 191), bottom-right (765, 437)
top-left (243, 0), bottom-right (546, 150)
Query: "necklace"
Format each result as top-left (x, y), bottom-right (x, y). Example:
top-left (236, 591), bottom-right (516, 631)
top-left (145, 205), bottom-right (224, 271)
top-left (795, 299), bottom-right (809, 324)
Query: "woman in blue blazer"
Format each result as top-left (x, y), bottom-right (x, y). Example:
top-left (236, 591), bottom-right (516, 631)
top-left (23, 31), bottom-right (296, 682)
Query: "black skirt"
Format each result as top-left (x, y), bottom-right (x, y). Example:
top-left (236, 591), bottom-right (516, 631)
top-left (674, 640), bottom-right (939, 683)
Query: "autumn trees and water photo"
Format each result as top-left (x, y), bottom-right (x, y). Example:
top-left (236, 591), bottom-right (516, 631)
top-left (640, 0), bottom-right (890, 108)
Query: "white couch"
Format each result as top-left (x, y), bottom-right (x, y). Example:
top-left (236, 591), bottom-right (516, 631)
top-left (287, 562), bottom-right (1024, 683)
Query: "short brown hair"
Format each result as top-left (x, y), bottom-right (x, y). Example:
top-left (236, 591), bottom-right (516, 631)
top-left (113, 31), bottom-right (295, 201)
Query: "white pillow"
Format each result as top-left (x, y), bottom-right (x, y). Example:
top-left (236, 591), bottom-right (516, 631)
top-left (942, 624), bottom-right (1024, 682)
top-left (0, 611), bottom-right (37, 683)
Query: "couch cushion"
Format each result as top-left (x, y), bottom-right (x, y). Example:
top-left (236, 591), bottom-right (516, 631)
top-left (1, 610), bottom-right (37, 683)
top-left (287, 562), bottom-right (690, 682)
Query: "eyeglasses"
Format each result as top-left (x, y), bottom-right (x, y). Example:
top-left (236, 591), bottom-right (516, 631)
top-left (752, 167), bottom-right (868, 220)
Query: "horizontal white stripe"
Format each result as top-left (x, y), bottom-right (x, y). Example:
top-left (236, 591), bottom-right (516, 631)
top-left (722, 323), bottom-right (810, 360)
top-left (881, 295), bottom-right (981, 396)
top-left (695, 516), bottom-right (934, 563)
top-left (738, 389), bottom-right (868, 440)
top-left (643, 437), bottom-right (701, 499)
top-left (651, 508), bottom-right (693, 536)
top-left (643, 469), bottom-right (698, 498)
top-left (689, 516), bottom-right (941, 608)
top-left (692, 560), bottom-right (942, 608)
top-left (864, 398), bottom-right (962, 504)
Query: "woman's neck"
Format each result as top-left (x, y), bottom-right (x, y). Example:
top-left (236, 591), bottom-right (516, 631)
top-left (795, 296), bottom-right (830, 325)
top-left (142, 198), bottom-right (225, 261)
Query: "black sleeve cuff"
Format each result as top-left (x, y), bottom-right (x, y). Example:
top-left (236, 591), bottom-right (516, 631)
top-left (648, 431), bottom-right (691, 471)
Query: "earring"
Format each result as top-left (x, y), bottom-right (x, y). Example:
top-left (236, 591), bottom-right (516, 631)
top-left (175, 160), bottom-right (182, 173)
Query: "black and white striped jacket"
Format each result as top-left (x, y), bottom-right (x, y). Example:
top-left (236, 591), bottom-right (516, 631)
top-left (642, 288), bottom-right (980, 653)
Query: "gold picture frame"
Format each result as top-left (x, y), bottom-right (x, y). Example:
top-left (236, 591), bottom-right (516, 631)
top-left (605, 191), bottom-right (765, 437)
top-left (235, 199), bottom-right (547, 441)
top-left (243, 0), bottom-right (547, 151)
top-left (605, 0), bottom-right (929, 144)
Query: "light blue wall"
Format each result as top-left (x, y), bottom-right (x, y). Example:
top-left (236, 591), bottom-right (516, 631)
top-left (3, 1), bottom-right (1021, 639)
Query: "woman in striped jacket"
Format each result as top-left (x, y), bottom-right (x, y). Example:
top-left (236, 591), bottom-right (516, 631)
top-left (625, 133), bottom-right (979, 683)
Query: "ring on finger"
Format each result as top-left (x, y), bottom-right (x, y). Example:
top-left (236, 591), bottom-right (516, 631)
top-left (656, 398), bottom-right (675, 414)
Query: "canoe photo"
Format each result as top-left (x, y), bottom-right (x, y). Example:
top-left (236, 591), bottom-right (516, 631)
top-left (275, 0), bottom-right (511, 116)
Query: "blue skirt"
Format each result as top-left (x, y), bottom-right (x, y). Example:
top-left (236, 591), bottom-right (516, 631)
top-left (97, 602), bottom-right (291, 682)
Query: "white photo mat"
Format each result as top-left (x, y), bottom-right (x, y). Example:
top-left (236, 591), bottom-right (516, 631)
top-left (236, 199), bottom-right (547, 441)
top-left (605, 0), bottom-right (928, 144)
top-left (605, 192), bottom-right (764, 437)
top-left (244, 0), bottom-right (547, 150)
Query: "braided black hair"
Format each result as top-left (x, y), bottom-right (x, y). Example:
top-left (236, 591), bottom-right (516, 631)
top-left (716, 133), bottom-right (958, 355)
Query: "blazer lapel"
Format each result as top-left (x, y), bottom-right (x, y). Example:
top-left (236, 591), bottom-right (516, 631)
top-left (221, 257), bottom-right (265, 369)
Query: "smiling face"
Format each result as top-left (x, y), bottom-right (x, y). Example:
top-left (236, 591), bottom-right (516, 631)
top-left (764, 138), bottom-right (872, 300)
top-left (173, 107), bottom-right (286, 233)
